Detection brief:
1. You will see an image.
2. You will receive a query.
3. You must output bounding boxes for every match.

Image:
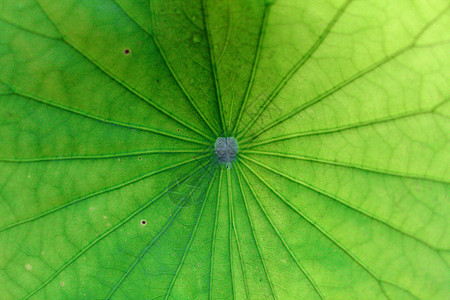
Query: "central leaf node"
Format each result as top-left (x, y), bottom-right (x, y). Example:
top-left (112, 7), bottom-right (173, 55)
top-left (215, 137), bottom-right (238, 165)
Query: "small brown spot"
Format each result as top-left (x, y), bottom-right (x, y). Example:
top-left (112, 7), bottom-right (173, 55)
top-left (141, 220), bottom-right (147, 225)
top-left (124, 49), bottom-right (130, 55)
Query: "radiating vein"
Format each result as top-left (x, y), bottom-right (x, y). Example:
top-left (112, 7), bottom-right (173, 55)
top-left (239, 7), bottom-right (449, 144)
top-left (24, 188), bottom-right (165, 299)
top-left (380, 281), bottom-right (420, 300)
top-left (239, 148), bottom-right (449, 184)
top-left (215, 0), bottom-right (231, 65)
top-left (23, 159), bottom-right (213, 299)
top-left (231, 5), bottom-right (270, 136)
top-left (240, 157), bottom-right (442, 298)
top-left (236, 164), bottom-right (277, 299)
top-left (201, 0), bottom-right (227, 134)
top-left (0, 149), bottom-right (209, 163)
top-left (164, 171), bottom-right (217, 299)
top-left (144, 0), bottom-right (220, 137)
top-left (240, 101), bottom-right (449, 152)
top-left (0, 154), bottom-right (213, 234)
top-left (226, 168), bottom-right (237, 299)
top-left (209, 168), bottom-right (223, 300)
top-left (240, 153), bottom-right (448, 252)
top-left (105, 202), bottom-right (183, 300)
top-left (236, 0), bottom-right (353, 139)
top-left (34, 0), bottom-right (213, 142)
top-left (238, 164), bottom-right (325, 299)
top-left (0, 16), bottom-right (61, 40)
top-left (107, 163), bottom-right (216, 299)
top-left (0, 82), bottom-right (209, 146)
top-left (218, 0), bottom-right (234, 133)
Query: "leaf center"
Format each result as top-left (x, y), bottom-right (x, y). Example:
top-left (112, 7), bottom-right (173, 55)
top-left (215, 137), bottom-right (238, 166)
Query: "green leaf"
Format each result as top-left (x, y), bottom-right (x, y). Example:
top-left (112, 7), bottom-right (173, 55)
top-left (0, 0), bottom-right (449, 299)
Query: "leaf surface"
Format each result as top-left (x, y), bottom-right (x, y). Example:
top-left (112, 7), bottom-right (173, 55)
top-left (0, 0), bottom-right (449, 299)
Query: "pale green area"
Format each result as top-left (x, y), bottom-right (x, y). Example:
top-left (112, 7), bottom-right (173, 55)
top-left (0, 0), bottom-right (449, 299)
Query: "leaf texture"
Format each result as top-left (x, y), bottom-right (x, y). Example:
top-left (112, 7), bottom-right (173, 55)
top-left (0, 0), bottom-right (449, 299)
